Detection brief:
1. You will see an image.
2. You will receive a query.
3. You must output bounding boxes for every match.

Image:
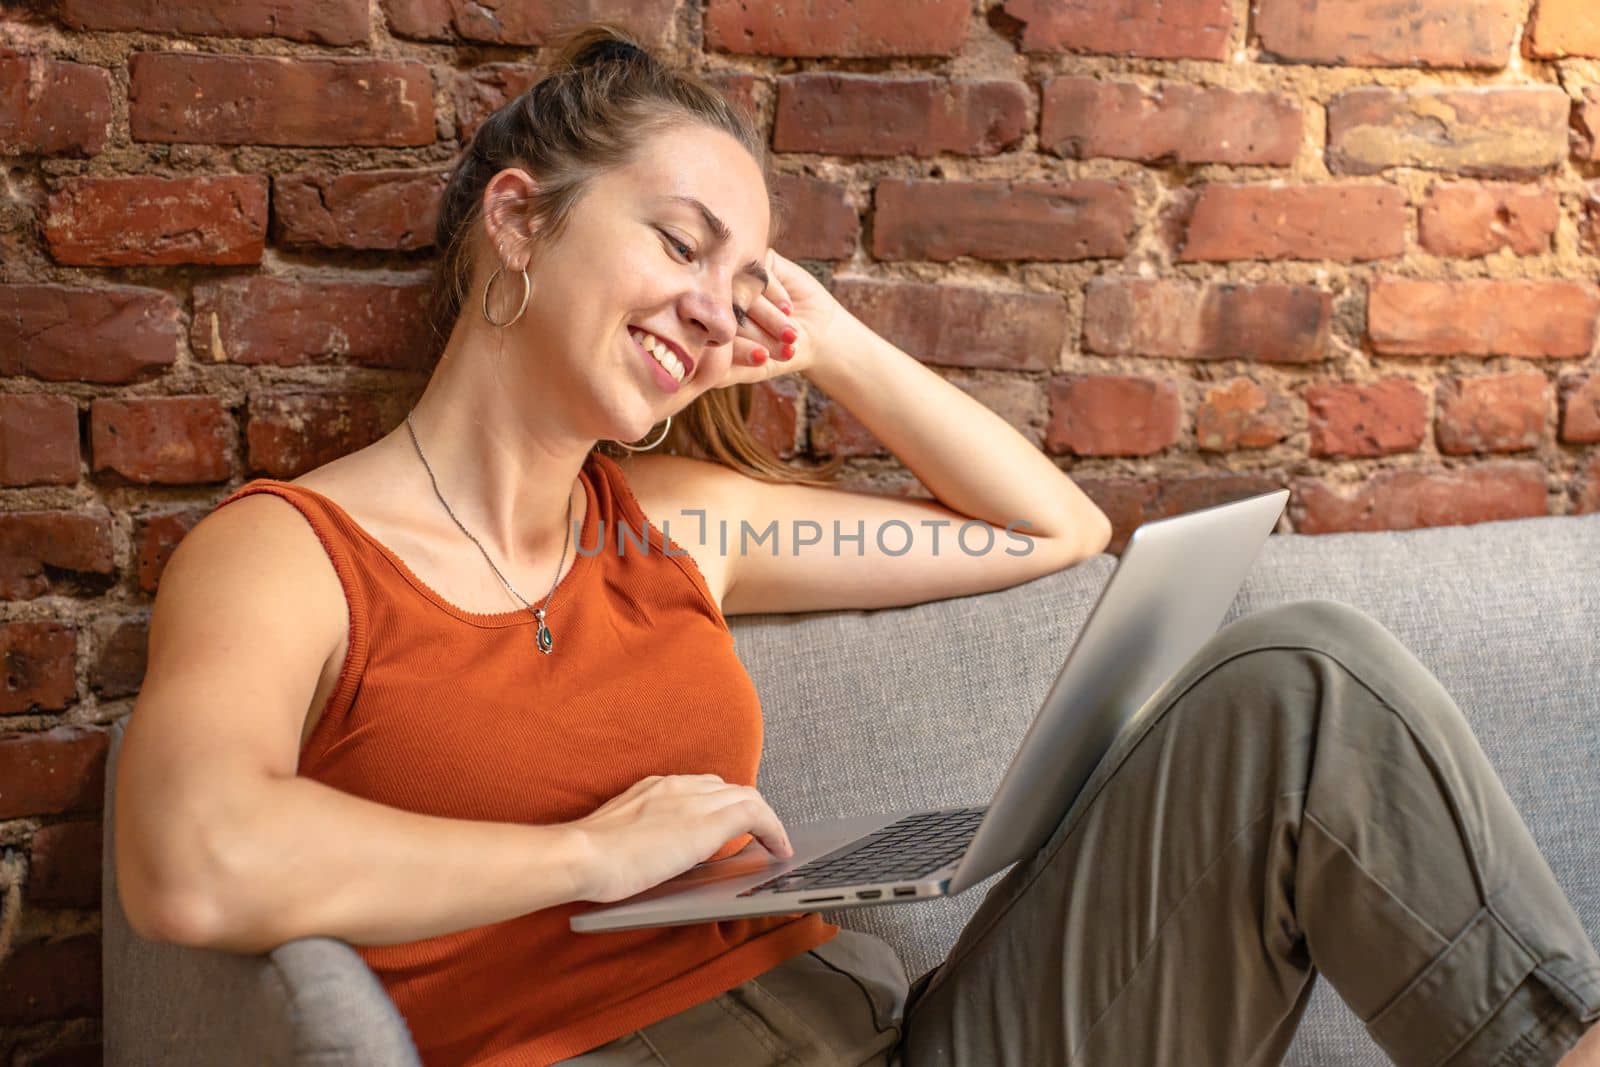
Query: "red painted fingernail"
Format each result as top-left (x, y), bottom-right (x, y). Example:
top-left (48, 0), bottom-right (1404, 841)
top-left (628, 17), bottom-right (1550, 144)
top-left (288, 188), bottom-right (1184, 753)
top-left (781, 343), bottom-right (795, 359)
top-left (781, 327), bottom-right (798, 344)
top-left (753, 348), bottom-right (768, 363)
top-left (781, 303), bottom-right (792, 315)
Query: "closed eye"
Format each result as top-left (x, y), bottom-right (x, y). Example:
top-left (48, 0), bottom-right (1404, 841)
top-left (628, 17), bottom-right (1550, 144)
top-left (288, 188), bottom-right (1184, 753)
top-left (658, 228), bottom-right (749, 328)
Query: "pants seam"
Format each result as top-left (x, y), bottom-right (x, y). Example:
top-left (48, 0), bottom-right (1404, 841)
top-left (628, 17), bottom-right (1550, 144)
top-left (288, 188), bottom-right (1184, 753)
top-left (1489, 983), bottom-right (1572, 1067)
top-left (1068, 797), bottom-right (1301, 1065)
top-left (715, 991), bottom-right (794, 1065)
top-left (635, 1029), bottom-right (672, 1067)
top-left (1428, 920), bottom-right (1531, 1067)
top-left (802, 948), bottom-right (898, 1038)
top-left (1303, 808), bottom-right (1451, 945)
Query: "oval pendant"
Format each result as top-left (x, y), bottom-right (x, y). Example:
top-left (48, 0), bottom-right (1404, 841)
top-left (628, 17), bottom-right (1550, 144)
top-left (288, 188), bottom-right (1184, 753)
top-left (536, 621), bottom-right (554, 654)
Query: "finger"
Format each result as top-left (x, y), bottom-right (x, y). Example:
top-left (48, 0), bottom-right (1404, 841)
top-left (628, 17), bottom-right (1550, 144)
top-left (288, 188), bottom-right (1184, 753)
top-left (742, 294), bottom-right (788, 352)
top-left (714, 796), bottom-right (793, 858)
top-left (731, 334), bottom-right (771, 369)
top-left (763, 250), bottom-right (793, 313)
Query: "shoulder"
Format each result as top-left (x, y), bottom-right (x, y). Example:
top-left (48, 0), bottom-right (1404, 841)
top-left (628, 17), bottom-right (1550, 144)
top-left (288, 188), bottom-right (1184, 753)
top-left (161, 487), bottom-right (348, 649)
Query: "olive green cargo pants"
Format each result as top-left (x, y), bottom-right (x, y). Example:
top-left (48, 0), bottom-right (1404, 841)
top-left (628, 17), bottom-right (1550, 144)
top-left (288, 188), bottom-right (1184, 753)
top-left (558, 600), bottom-right (1600, 1066)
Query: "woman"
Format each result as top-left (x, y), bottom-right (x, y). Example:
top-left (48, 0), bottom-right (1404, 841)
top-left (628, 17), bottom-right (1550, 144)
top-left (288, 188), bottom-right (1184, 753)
top-left (116, 23), bottom-right (1600, 1067)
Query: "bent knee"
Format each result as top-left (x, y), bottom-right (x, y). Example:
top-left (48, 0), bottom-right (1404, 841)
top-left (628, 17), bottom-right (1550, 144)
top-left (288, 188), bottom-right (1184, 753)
top-left (1212, 598), bottom-right (1397, 660)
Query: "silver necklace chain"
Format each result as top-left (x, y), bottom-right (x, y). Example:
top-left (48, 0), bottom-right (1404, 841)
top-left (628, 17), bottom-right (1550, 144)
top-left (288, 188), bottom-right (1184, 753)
top-left (405, 413), bottom-right (571, 655)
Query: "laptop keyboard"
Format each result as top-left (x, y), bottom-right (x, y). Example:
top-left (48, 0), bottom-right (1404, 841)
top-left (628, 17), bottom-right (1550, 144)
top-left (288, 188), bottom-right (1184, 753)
top-left (737, 806), bottom-right (987, 897)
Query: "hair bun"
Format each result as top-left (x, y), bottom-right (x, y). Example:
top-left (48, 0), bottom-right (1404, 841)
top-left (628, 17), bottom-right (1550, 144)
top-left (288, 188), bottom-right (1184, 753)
top-left (575, 36), bottom-right (651, 70)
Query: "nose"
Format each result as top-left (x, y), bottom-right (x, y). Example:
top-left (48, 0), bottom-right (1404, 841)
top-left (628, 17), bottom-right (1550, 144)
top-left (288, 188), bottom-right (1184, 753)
top-left (683, 278), bottom-right (739, 350)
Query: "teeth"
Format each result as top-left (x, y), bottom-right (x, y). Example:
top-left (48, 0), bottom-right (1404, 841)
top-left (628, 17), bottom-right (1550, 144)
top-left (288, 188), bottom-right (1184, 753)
top-left (629, 328), bottom-right (685, 383)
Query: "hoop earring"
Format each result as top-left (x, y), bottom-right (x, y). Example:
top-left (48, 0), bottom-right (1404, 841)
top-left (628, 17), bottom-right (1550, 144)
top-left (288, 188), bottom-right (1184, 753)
top-left (482, 263), bottom-right (531, 328)
top-left (613, 415), bottom-right (672, 452)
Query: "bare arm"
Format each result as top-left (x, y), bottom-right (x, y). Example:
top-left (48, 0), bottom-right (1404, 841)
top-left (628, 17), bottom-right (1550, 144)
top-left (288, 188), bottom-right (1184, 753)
top-left (115, 495), bottom-right (594, 955)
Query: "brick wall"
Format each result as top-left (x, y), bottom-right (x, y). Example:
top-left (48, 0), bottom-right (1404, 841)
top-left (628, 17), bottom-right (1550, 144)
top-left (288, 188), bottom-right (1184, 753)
top-left (3, 0), bottom-right (1600, 1060)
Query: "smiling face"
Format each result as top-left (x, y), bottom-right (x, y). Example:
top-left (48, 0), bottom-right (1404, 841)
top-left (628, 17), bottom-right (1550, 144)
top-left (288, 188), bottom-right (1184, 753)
top-left (478, 122), bottom-right (772, 444)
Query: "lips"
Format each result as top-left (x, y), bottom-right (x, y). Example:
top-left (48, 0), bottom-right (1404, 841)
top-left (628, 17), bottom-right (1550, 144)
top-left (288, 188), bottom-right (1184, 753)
top-left (631, 326), bottom-right (694, 380)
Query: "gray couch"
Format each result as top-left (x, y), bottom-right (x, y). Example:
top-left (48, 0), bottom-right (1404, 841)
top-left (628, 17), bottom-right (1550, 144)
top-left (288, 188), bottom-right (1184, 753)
top-left (103, 510), bottom-right (1600, 1064)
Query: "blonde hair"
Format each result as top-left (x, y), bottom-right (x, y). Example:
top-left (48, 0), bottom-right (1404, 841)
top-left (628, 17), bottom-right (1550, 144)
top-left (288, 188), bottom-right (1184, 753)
top-left (429, 23), bottom-right (844, 486)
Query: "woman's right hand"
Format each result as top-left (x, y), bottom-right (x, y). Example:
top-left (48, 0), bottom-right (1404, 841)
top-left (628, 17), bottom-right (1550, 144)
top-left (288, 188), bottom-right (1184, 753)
top-left (569, 774), bottom-right (795, 904)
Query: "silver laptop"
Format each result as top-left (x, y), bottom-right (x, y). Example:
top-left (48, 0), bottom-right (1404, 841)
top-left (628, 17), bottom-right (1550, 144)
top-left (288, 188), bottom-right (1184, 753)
top-left (571, 488), bottom-right (1290, 933)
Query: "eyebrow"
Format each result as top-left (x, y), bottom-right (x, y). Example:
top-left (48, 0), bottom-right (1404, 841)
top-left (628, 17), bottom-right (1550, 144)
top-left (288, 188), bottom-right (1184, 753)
top-left (665, 195), bottom-right (769, 293)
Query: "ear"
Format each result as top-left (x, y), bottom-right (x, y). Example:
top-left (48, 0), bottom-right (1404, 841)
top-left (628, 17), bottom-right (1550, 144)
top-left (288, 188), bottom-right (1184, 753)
top-left (480, 167), bottom-right (540, 271)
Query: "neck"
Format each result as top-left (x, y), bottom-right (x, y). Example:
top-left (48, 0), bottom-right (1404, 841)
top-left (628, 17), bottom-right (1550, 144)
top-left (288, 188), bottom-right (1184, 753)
top-left (392, 315), bottom-right (592, 566)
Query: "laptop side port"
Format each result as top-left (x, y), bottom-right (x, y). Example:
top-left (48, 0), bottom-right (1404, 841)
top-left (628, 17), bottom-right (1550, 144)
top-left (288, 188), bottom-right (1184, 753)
top-left (798, 895), bottom-right (845, 904)
top-left (893, 887), bottom-right (916, 897)
top-left (857, 889), bottom-right (882, 900)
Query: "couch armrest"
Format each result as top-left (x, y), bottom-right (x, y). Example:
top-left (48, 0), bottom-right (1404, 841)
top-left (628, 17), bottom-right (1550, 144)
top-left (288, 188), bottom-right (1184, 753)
top-left (103, 718), bottom-right (421, 1066)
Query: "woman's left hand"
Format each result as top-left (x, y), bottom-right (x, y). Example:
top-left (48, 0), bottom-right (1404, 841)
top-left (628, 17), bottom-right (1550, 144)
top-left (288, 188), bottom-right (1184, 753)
top-left (719, 248), bottom-right (855, 386)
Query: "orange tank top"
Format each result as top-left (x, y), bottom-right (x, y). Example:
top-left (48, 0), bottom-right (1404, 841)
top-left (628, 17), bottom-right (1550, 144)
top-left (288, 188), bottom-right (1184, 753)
top-left (214, 449), bottom-right (839, 1066)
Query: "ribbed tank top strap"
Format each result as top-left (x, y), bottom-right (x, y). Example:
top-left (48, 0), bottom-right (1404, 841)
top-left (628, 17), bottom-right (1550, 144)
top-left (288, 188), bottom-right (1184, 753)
top-left (213, 480), bottom-right (372, 752)
top-left (588, 451), bottom-right (729, 632)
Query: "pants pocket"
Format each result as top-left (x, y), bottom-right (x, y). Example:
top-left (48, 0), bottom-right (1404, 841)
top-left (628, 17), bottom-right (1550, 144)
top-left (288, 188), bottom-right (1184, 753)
top-left (1363, 904), bottom-right (1582, 1066)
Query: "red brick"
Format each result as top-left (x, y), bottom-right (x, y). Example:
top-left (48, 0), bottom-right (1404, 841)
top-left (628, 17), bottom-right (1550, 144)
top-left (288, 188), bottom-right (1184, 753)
top-left (875, 179), bottom-right (1133, 262)
top-left (1001, 0), bottom-right (1232, 60)
top-left (274, 170), bottom-right (446, 251)
top-left (1256, 0), bottom-right (1519, 68)
top-left (1435, 371), bottom-right (1548, 454)
top-left (772, 175), bottom-right (859, 260)
top-left (26, 820), bottom-right (101, 909)
top-left (1195, 378), bottom-right (1297, 451)
top-left (1526, 0), bottom-right (1600, 59)
top-left (1575, 457), bottom-right (1600, 514)
top-left (60, 0), bottom-right (367, 42)
top-left (130, 53), bottom-right (433, 147)
top-left (1418, 182), bottom-right (1559, 257)
top-left (246, 390), bottom-right (407, 479)
top-left (809, 392), bottom-right (885, 458)
top-left (0, 284), bottom-right (180, 384)
top-left (706, 0), bottom-right (967, 56)
top-left (0, 512), bottom-right (114, 601)
top-left (90, 397), bottom-right (233, 485)
top-left (1306, 378), bottom-right (1428, 458)
top-left (0, 56), bottom-right (112, 157)
top-left (191, 277), bottom-right (434, 371)
top-left (384, 0), bottom-right (674, 44)
top-left (1326, 87), bottom-right (1569, 178)
top-left (831, 278), bottom-right (1066, 371)
top-left (1574, 90), bottom-right (1600, 162)
top-left (90, 615), bottom-right (148, 699)
top-left (1076, 473), bottom-right (1286, 554)
top-left (1047, 375), bottom-right (1182, 456)
top-left (0, 728), bottom-right (108, 820)
top-left (452, 62), bottom-right (539, 141)
top-left (746, 378), bottom-right (801, 459)
top-left (1368, 279), bottom-right (1600, 358)
top-left (44, 176), bottom-right (267, 267)
top-left (1559, 374), bottom-right (1600, 443)
top-left (1291, 463), bottom-right (1547, 533)
top-left (1, 622), bottom-right (77, 715)
top-left (1584, 182), bottom-right (1600, 255)
top-left (0, 395), bottom-right (79, 486)
top-left (1177, 184), bottom-right (1406, 262)
top-left (1041, 78), bottom-right (1301, 165)
top-left (774, 75), bottom-right (1027, 158)
top-left (1083, 278), bottom-right (1331, 363)
top-left (705, 71), bottom-right (760, 126)
top-left (0, 934), bottom-right (100, 1024)
top-left (133, 508), bottom-right (205, 594)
